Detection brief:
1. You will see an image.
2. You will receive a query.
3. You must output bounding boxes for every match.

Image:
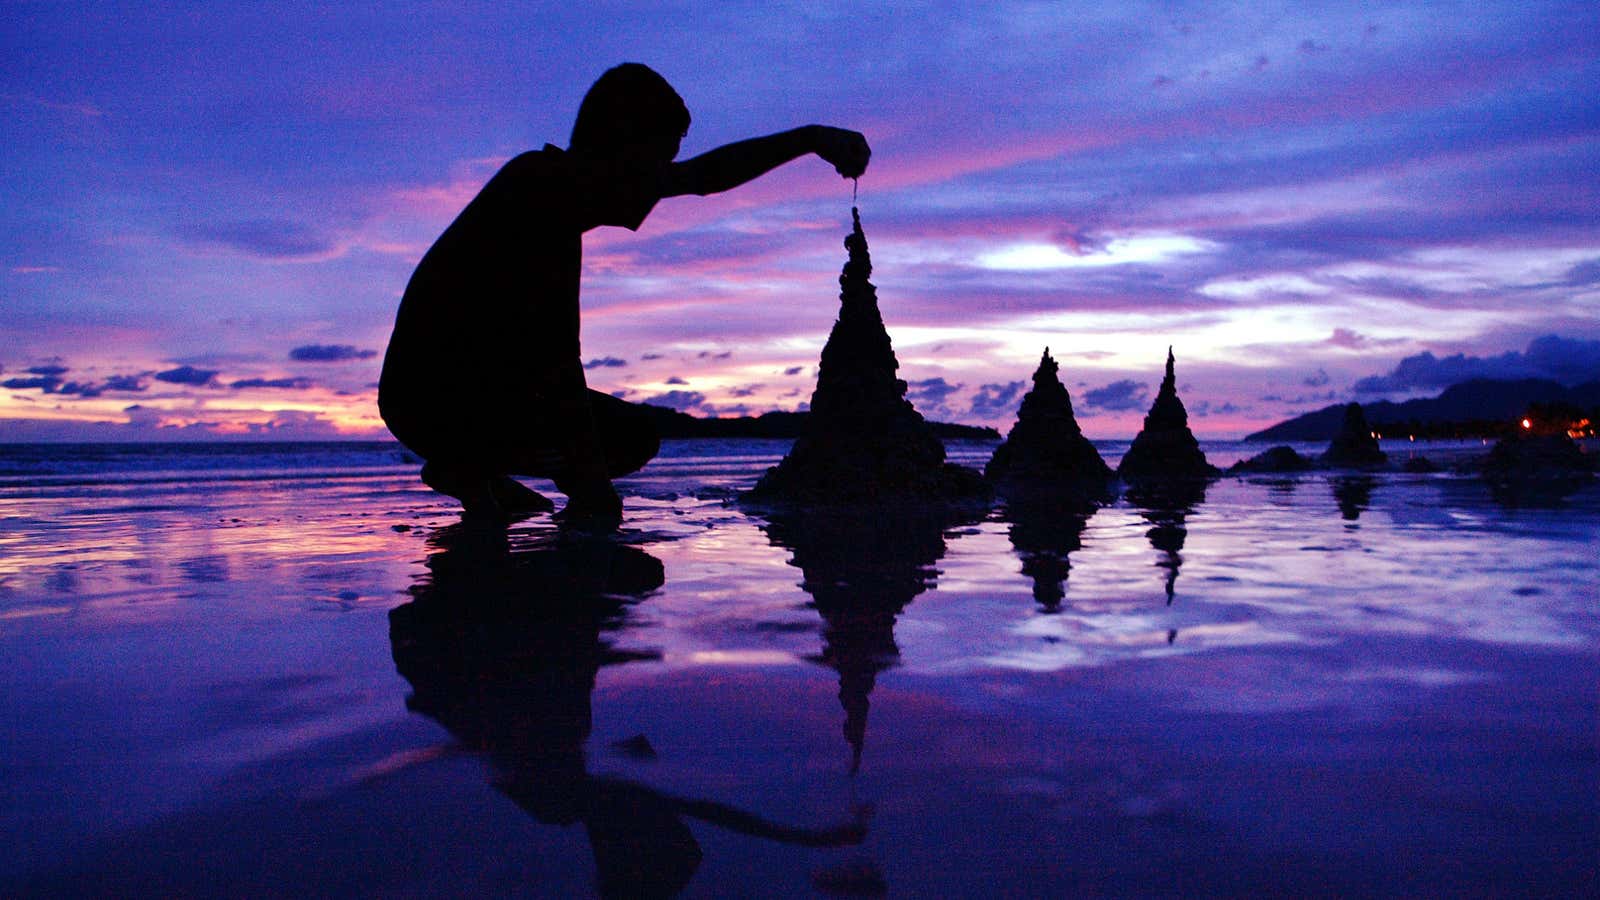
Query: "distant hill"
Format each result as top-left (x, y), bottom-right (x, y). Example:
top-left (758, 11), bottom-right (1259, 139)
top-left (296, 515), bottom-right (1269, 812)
top-left (640, 404), bottom-right (1001, 441)
top-left (1246, 378), bottom-right (1600, 442)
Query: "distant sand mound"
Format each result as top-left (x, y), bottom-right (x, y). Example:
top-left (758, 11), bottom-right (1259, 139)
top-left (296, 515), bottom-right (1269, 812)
top-left (1321, 403), bottom-right (1387, 468)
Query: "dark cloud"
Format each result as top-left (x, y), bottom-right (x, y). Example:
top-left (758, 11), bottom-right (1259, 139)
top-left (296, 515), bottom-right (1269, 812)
top-left (1083, 379), bottom-right (1149, 412)
top-left (640, 353), bottom-right (665, 361)
top-left (1191, 400), bottom-right (1242, 417)
top-left (1352, 334), bottom-right (1600, 394)
top-left (641, 390), bottom-right (707, 412)
top-left (155, 366), bottom-right (218, 386)
top-left (27, 364), bottom-right (69, 376)
top-left (727, 384), bottom-right (762, 398)
top-left (38, 374), bottom-right (149, 399)
top-left (783, 366), bottom-right (804, 376)
top-left (697, 351), bottom-right (733, 360)
top-left (583, 356), bottom-right (628, 369)
top-left (103, 375), bottom-right (146, 392)
top-left (179, 219), bottom-right (336, 259)
top-left (665, 376), bottom-right (688, 385)
top-left (230, 377), bottom-right (313, 390)
top-left (1302, 368), bottom-right (1331, 387)
top-left (3, 376), bottom-right (63, 392)
top-left (1298, 39), bottom-right (1329, 54)
top-left (290, 344), bottom-right (378, 362)
top-left (906, 377), bottom-right (964, 418)
top-left (968, 380), bottom-right (1026, 418)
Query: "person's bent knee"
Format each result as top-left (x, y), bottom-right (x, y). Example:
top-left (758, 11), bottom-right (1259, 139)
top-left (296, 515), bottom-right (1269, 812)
top-left (608, 423), bottom-right (660, 478)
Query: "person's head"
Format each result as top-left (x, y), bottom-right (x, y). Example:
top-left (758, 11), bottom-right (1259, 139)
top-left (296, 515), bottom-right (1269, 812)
top-left (569, 63), bottom-right (690, 163)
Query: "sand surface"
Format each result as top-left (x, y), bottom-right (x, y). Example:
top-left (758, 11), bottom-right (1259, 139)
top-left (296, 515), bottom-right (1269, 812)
top-left (2, 438), bottom-right (1596, 895)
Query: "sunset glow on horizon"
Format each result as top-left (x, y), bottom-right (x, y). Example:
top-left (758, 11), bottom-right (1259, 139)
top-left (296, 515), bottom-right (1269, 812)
top-left (4, 3), bottom-right (1596, 441)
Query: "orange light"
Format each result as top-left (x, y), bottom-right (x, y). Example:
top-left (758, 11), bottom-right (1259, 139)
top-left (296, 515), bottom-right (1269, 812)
top-left (1521, 418), bottom-right (1532, 429)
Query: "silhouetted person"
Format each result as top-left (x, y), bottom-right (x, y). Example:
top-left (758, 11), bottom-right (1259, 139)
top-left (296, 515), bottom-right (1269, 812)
top-left (390, 523), bottom-right (863, 897)
top-left (381, 63), bottom-right (871, 525)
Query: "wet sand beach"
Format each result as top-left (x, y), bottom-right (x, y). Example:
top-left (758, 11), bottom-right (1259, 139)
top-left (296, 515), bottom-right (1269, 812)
top-left (3, 439), bottom-right (1596, 896)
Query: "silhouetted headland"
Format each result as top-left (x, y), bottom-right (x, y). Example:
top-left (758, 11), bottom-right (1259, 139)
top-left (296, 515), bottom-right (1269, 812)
top-left (1246, 377), bottom-right (1600, 442)
top-left (984, 348), bottom-right (1111, 504)
top-left (1116, 348), bottom-right (1217, 482)
top-left (745, 209), bottom-right (988, 506)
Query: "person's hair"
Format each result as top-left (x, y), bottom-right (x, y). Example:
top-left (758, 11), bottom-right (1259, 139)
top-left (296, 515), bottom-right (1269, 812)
top-left (569, 63), bottom-right (690, 155)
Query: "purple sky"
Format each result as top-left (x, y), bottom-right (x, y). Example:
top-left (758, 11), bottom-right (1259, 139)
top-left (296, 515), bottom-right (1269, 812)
top-left (3, 2), bottom-right (1597, 440)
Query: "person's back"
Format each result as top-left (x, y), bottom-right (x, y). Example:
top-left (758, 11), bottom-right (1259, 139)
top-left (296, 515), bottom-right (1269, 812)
top-left (380, 146), bottom-right (601, 462)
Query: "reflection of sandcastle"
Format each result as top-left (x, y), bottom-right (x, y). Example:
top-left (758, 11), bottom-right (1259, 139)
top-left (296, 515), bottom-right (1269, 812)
top-left (1117, 348), bottom-right (1216, 480)
top-left (748, 209), bottom-right (986, 504)
top-left (1005, 503), bottom-right (1094, 612)
top-left (985, 348), bottom-right (1111, 499)
top-left (760, 504), bottom-right (964, 773)
top-left (1125, 479), bottom-right (1206, 604)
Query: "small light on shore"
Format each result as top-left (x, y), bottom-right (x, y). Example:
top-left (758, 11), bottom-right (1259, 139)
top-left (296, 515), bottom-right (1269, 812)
top-left (1521, 418), bottom-right (1532, 430)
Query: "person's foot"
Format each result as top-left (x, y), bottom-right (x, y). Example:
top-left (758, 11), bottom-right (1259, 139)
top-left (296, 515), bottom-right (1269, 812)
top-left (553, 484), bottom-right (624, 532)
top-left (422, 464), bottom-right (555, 520)
top-left (489, 476), bottom-right (555, 514)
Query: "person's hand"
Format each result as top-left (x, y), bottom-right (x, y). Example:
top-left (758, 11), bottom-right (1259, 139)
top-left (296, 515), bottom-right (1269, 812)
top-left (813, 126), bottom-right (870, 179)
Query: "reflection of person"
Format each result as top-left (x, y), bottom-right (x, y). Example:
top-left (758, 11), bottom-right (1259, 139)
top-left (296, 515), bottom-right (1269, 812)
top-left (380, 63), bottom-right (871, 525)
top-left (390, 524), bottom-right (864, 897)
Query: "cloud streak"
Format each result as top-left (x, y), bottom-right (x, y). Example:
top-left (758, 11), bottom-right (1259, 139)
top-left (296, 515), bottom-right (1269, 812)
top-left (290, 344), bottom-right (378, 362)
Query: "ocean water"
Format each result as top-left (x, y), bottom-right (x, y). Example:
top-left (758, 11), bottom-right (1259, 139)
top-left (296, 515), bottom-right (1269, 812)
top-left (1, 439), bottom-right (1595, 896)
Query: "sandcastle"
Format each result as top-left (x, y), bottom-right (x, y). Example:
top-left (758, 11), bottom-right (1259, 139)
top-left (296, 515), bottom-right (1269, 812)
top-left (746, 209), bottom-right (986, 505)
top-left (984, 348), bottom-right (1111, 500)
top-left (1117, 347), bottom-right (1216, 480)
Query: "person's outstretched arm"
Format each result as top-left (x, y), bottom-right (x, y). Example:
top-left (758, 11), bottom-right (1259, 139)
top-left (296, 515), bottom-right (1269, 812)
top-left (664, 125), bottom-right (869, 197)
